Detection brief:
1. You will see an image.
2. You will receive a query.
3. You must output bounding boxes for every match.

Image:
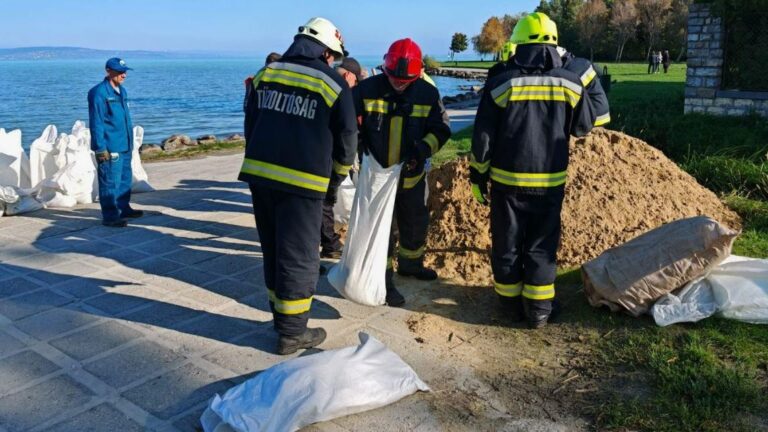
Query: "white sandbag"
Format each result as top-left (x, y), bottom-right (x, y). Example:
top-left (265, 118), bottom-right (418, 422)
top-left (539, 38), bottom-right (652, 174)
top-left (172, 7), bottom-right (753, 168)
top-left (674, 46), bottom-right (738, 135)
top-left (130, 126), bottom-right (154, 193)
top-left (29, 125), bottom-right (59, 188)
top-left (200, 332), bottom-right (429, 432)
top-left (332, 174), bottom-right (355, 224)
top-left (46, 131), bottom-right (97, 204)
top-left (71, 120), bottom-right (88, 138)
top-left (652, 255), bottom-right (768, 325)
top-left (327, 156), bottom-right (402, 306)
top-left (0, 185), bottom-right (43, 216)
top-left (0, 129), bottom-right (31, 188)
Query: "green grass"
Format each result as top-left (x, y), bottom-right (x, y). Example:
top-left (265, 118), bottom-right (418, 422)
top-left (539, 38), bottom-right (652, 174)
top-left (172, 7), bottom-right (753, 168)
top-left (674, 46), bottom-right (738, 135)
top-left (141, 140), bottom-right (244, 162)
top-left (442, 60), bottom-right (495, 69)
top-left (432, 127), bottom-right (472, 167)
top-left (584, 63), bottom-right (768, 431)
top-left (443, 62), bottom-right (768, 430)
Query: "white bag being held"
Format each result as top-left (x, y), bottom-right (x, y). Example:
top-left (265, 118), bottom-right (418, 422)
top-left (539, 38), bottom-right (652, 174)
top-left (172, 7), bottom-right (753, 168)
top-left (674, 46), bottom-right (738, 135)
top-left (327, 155), bottom-right (402, 306)
top-left (200, 333), bottom-right (430, 432)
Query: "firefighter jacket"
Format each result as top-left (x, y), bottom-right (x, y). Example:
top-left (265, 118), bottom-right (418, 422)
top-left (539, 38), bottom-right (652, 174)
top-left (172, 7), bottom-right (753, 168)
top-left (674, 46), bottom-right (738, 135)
top-left (354, 74), bottom-right (451, 189)
top-left (561, 52), bottom-right (611, 127)
top-left (471, 44), bottom-right (595, 196)
top-left (239, 37), bottom-right (358, 199)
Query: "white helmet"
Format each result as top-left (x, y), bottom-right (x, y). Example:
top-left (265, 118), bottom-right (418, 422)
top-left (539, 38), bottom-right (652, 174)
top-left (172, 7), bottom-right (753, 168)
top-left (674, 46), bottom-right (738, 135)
top-left (297, 17), bottom-right (347, 58)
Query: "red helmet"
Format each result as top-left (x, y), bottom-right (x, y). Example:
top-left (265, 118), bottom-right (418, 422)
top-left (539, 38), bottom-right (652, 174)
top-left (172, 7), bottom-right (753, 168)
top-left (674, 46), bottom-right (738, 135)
top-left (383, 38), bottom-right (423, 84)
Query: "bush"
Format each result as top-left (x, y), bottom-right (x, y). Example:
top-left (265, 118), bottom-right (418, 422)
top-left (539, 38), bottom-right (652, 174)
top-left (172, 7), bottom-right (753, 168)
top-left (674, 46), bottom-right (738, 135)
top-left (423, 56), bottom-right (441, 72)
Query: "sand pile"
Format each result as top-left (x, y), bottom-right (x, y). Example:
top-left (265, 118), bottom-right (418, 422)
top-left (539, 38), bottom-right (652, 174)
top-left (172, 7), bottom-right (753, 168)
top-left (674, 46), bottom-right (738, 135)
top-left (425, 128), bottom-right (742, 286)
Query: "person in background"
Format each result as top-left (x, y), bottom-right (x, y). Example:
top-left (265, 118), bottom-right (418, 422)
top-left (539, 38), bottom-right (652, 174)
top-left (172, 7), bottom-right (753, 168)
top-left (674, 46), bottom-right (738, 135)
top-left (648, 50), bottom-right (655, 74)
top-left (88, 58), bottom-right (143, 227)
top-left (239, 17), bottom-right (357, 355)
top-left (655, 51), bottom-right (662, 74)
top-left (662, 50), bottom-right (671, 74)
top-left (471, 13), bottom-right (595, 329)
top-left (353, 38), bottom-right (451, 307)
top-left (320, 57), bottom-right (363, 260)
top-left (244, 53), bottom-right (283, 112)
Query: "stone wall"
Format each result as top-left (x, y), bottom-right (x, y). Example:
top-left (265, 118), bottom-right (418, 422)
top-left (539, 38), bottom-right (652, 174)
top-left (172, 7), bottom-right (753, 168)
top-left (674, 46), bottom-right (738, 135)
top-left (684, 3), bottom-right (768, 117)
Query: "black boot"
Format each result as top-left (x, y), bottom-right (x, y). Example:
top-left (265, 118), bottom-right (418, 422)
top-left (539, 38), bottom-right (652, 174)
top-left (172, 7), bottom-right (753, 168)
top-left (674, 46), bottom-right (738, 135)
top-left (497, 295), bottom-right (525, 322)
top-left (385, 269), bottom-right (406, 307)
top-left (277, 327), bottom-right (327, 355)
top-left (397, 257), bottom-right (437, 281)
top-left (524, 299), bottom-right (557, 329)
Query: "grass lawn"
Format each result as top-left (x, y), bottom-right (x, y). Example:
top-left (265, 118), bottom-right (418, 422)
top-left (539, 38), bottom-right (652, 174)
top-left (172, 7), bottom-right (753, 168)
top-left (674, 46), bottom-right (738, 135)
top-left (433, 61), bottom-right (768, 431)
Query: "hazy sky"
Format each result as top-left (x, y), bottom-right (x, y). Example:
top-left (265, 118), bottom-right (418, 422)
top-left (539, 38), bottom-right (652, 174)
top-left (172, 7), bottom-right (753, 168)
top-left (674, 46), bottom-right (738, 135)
top-left (0, 0), bottom-right (540, 56)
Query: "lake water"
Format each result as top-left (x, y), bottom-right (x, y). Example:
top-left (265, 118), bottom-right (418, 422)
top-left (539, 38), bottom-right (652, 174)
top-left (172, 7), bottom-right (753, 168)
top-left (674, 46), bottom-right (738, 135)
top-left (0, 57), bottom-right (481, 148)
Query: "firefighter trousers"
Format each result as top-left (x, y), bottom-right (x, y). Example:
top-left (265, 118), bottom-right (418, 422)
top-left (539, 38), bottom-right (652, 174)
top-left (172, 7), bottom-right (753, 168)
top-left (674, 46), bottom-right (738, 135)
top-left (388, 171), bottom-right (429, 267)
top-left (249, 184), bottom-right (322, 336)
top-left (490, 186), bottom-right (564, 315)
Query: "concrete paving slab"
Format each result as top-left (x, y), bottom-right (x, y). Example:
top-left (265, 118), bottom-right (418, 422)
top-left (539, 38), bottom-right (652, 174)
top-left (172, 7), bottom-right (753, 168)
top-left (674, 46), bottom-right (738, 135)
top-left (121, 362), bottom-right (231, 420)
top-left (0, 330), bottom-right (26, 358)
top-left (15, 305), bottom-right (103, 341)
top-left (0, 350), bottom-right (60, 395)
top-left (48, 321), bottom-right (144, 361)
top-left (43, 403), bottom-right (145, 432)
top-left (83, 340), bottom-right (186, 389)
top-left (0, 276), bottom-right (42, 299)
top-left (0, 375), bottom-right (94, 432)
top-left (0, 289), bottom-right (73, 321)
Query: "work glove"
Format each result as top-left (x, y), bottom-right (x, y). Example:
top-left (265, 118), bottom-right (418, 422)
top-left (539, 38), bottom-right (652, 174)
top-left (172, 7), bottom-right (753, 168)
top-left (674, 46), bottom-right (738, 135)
top-left (405, 141), bottom-right (430, 171)
top-left (95, 151), bottom-right (111, 164)
top-left (471, 182), bottom-right (489, 206)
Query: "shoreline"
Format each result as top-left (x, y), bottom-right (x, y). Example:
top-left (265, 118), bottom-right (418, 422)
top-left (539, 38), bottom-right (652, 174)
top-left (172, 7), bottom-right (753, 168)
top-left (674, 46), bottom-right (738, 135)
top-left (141, 98), bottom-right (480, 163)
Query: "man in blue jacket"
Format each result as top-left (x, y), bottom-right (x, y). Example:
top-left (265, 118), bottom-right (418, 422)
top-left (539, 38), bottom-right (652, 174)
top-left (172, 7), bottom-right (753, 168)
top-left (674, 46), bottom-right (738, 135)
top-left (88, 58), bottom-right (143, 227)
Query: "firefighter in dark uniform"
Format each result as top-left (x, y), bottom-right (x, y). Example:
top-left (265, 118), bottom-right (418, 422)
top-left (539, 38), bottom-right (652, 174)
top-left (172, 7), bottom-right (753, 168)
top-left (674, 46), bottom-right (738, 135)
top-left (471, 13), bottom-right (595, 328)
top-left (239, 17), bottom-right (357, 355)
top-left (354, 38), bottom-right (451, 307)
top-left (559, 48), bottom-right (611, 127)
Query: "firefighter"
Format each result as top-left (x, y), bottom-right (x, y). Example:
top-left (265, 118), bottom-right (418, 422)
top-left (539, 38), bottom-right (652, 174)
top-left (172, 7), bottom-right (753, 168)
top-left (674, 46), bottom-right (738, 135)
top-left (354, 38), bottom-right (451, 307)
top-left (470, 13), bottom-right (595, 328)
top-left (239, 17), bottom-right (357, 355)
top-left (558, 47), bottom-right (611, 127)
top-left (487, 41), bottom-right (516, 79)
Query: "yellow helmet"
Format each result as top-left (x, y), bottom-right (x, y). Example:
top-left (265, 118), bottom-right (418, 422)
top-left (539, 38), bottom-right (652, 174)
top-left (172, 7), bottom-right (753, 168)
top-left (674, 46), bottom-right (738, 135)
top-left (500, 41), bottom-right (517, 61)
top-left (511, 12), bottom-right (558, 45)
top-left (297, 17), bottom-right (347, 57)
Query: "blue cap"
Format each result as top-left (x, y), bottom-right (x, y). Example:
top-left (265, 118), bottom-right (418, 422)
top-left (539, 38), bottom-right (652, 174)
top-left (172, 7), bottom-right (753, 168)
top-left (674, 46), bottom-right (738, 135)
top-left (105, 57), bottom-right (132, 72)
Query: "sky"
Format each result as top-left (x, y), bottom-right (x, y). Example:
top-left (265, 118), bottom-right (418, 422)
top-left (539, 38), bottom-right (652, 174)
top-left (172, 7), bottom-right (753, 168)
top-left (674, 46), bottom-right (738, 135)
top-left (0, 0), bottom-right (540, 56)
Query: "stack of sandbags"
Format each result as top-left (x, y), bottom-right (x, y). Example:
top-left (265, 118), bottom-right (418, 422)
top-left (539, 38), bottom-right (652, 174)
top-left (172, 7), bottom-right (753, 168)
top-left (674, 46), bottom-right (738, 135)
top-left (40, 122), bottom-right (98, 207)
top-left (0, 128), bottom-right (31, 189)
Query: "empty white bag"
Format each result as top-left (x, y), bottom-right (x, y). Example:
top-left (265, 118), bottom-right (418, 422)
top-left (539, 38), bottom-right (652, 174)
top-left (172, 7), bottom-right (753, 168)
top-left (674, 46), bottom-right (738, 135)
top-left (200, 333), bottom-right (430, 432)
top-left (131, 126), bottom-right (154, 193)
top-left (652, 255), bottom-right (768, 325)
top-left (327, 155), bottom-right (402, 306)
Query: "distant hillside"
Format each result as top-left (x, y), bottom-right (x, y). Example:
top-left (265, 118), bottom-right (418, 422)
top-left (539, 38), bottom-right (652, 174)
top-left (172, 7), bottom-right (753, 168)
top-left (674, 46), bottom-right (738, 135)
top-left (0, 46), bottom-right (214, 60)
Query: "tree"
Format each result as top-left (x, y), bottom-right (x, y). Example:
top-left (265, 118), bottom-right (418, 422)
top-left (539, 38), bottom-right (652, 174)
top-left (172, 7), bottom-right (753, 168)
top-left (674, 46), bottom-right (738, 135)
top-left (473, 17), bottom-right (506, 60)
top-left (499, 14), bottom-right (525, 39)
top-left (449, 32), bottom-right (468, 63)
top-left (611, 0), bottom-right (639, 62)
top-left (636, 0), bottom-right (672, 60)
top-left (575, 0), bottom-right (609, 61)
top-left (666, 0), bottom-right (692, 61)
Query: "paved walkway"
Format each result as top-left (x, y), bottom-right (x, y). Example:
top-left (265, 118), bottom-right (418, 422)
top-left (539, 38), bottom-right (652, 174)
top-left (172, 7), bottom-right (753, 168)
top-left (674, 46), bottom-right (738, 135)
top-left (0, 153), bottom-right (462, 432)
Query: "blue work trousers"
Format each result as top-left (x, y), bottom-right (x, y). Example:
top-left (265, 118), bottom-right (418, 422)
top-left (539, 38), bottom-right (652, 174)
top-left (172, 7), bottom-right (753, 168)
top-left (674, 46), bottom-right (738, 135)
top-left (97, 151), bottom-right (133, 222)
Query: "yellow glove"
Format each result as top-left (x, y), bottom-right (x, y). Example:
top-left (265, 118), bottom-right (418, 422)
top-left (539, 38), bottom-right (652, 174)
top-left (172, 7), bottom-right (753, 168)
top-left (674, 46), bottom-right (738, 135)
top-left (471, 183), bottom-right (488, 205)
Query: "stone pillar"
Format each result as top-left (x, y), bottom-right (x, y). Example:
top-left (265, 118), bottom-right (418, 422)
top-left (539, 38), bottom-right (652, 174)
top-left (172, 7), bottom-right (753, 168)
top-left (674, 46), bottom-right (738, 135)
top-left (684, 3), bottom-right (725, 114)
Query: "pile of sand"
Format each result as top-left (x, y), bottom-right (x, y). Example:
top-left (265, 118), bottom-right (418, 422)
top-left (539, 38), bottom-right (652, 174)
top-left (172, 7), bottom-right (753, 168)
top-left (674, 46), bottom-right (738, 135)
top-left (425, 128), bottom-right (742, 286)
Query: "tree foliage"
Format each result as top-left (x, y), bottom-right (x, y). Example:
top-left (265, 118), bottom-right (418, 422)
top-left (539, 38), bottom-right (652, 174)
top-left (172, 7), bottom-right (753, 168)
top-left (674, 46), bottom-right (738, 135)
top-left (636, 0), bottom-right (673, 59)
top-left (449, 32), bottom-right (468, 61)
top-left (611, 0), bottom-right (639, 62)
top-left (575, 0), bottom-right (610, 61)
top-left (472, 17), bottom-right (506, 60)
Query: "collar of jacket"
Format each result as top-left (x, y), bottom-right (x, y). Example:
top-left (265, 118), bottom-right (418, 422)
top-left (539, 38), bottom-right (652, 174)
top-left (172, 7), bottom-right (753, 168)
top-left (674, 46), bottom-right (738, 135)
top-left (283, 36), bottom-right (328, 61)
top-left (512, 44), bottom-right (563, 72)
top-left (102, 77), bottom-right (123, 96)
